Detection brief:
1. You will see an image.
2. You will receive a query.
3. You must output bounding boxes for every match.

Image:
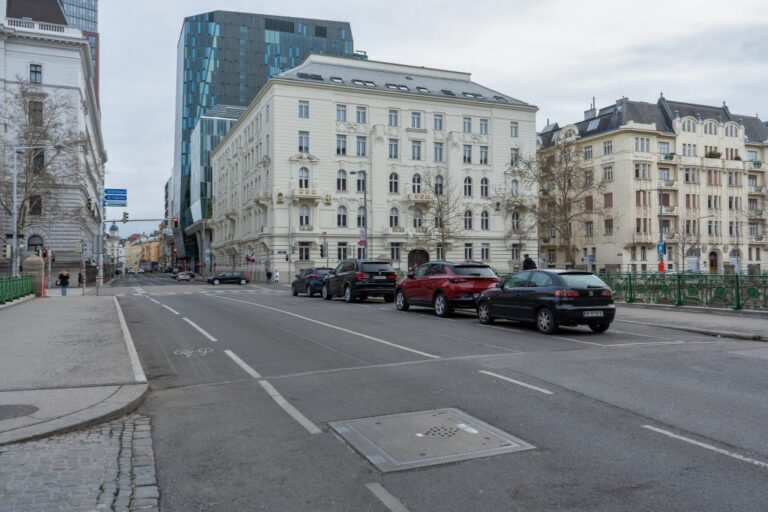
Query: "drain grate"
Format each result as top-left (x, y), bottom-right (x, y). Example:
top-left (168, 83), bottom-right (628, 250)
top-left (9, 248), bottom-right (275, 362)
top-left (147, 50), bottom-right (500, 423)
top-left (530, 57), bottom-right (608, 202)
top-left (330, 408), bottom-right (534, 472)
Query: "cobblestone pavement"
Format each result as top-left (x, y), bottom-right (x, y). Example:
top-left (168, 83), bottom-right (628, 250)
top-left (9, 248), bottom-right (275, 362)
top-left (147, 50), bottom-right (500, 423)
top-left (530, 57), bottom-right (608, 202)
top-left (0, 414), bottom-right (159, 511)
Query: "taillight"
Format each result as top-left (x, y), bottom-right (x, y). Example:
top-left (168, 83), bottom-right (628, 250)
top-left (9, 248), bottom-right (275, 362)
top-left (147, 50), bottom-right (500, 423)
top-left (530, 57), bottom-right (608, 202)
top-left (554, 289), bottom-right (580, 297)
top-left (387, 273), bottom-right (398, 280)
top-left (601, 289), bottom-right (613, 297)
top-left (354, 272), bottom-right (370, 279)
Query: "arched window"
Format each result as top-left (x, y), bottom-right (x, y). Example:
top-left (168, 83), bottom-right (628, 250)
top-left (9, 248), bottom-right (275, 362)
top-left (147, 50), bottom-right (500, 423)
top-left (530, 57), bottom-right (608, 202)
top-left (511, 179), bottom-right (519, 197)
top-left (299, 205), bottom-right (310, 226)
top-left (412, 174), bottom-right (422, 193)
top-left (480, 211), bottom-right (490, 230)
top-left (298, 167), bottom-right (309, 189)
top-left (337, 206), bottom-right (348, 227)
top-left (28, 194), bottom-right (42, 216)
top-left (464, 210), bottom-right (473, 230)
top-left (725, 124), bottom-right (739, 137)
top-left (480, 178), bottom-right (489, 198)
top-left (435, 175), bottom-right (444, 195)
top-left (413, 208), bottom-right (423, 228)
top-left (27, 235), bottom-right (43, 252)
top-left (705, 122), bottom-right (718, 135)
top-left (356, 172), bottom-right (366, 192)
top-left (511, 211), bottom-right (520, 231)
top-left (337, 170), bottom-right (347, 191)
top-left (389, 173), bottom-right (399, 194)
top-left (389, 207), bottom-right (399, 228)
top-left (464, 177), bottom-right (473, 196)
top-left (357, 206), bottom-right (366, 228)
top-left (682, 119), bottom-right (695, 132)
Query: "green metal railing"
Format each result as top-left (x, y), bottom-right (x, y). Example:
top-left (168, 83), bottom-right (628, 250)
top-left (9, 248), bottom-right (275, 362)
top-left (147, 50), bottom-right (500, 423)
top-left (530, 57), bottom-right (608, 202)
top-left (0, 276), bottom-right (33, 304)
top-left (597, 273), bottom-right (768, 310)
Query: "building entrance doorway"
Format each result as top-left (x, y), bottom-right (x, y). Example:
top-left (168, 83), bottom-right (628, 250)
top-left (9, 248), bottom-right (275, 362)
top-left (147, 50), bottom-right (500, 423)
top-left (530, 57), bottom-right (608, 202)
top-left (407, 249), bottom-right (429, 270)
top-left (708, 251), bottom-right (719, 273)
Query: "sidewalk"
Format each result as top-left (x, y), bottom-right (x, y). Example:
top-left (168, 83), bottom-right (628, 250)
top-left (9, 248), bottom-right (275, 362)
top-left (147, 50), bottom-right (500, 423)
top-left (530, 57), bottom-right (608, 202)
top-left (615, 303), bottom-right (767, 341)
top-left (0, 295), bottom-right (148, 445)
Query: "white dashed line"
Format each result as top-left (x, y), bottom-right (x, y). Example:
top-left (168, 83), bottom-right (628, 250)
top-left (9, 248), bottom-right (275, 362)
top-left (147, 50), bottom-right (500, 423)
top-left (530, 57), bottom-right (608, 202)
top-left (365, 483), bottom-right (411, 512)
top-left (182, 317), bottom-right (218, 342)
top-left (479, 370), bottom-right (554, 395)
top-left (149, 298), bottom-right (161, 305)
top-left (258, 380), bottom-right (322, 435)
top-left (161, 304), bottom-right (180, 315)
top-left (224, 350), bottom-right (262, 379)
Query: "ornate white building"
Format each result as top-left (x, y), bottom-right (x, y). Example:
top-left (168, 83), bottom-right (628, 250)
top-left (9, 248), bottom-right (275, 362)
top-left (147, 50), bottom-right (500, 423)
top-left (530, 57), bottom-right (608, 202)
top-left (211, 55), bottom-right (538, 280)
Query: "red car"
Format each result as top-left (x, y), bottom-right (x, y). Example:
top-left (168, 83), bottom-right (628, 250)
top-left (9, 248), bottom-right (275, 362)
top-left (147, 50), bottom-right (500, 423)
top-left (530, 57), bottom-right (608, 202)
top-left (395, 261), bottom-right (499, 317)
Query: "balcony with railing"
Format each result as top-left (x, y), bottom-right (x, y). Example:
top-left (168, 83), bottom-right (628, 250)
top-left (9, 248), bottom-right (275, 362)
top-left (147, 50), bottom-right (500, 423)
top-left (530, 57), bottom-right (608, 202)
top-left (659, 179), bottom-right (677, 188)
top-left (747, 209), bottom-right (765, 219)
top-left (291, 182), bottom-right (321, 201)
top-left (661, 205), bottom-right (678, 215)
top-left (405, 193), bottom-right (434, 204)
top-left (5, 18), bottom-right (83, 38)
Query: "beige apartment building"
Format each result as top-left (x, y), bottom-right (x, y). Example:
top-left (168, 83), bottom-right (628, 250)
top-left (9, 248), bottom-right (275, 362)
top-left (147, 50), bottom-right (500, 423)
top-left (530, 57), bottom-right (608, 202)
top-left (538, 96), bottom-right (768, 273)
top-left (210, 55), bottom-right (538, 280)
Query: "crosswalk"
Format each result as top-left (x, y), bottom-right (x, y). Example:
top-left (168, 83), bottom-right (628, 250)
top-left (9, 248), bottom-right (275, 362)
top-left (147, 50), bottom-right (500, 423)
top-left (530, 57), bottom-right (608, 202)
top-left (124, 286), bottom-right (289, 298)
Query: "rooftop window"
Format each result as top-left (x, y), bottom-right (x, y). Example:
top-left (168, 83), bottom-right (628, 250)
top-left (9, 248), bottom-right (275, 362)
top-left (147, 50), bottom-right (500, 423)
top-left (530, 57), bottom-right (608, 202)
top-left (352, 79), bottom-right (365, 86)
top-left (416, 87), bottom-right (430, 93)
top-left (586, 118), bottom-right (600, 131)
top-left (364, 80), bottom-right (376, 87)
top-left (441, 89), bottom-right (455, 96)
top-left (330, 77), bottom-right (344, 83)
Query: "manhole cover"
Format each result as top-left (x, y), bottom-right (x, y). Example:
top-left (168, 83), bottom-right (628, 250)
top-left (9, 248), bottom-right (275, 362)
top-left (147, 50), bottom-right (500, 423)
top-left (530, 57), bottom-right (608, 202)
top-left (330, 408), bottom-right (534, 472)
top-left (0, 404), bottom-right (38, 421)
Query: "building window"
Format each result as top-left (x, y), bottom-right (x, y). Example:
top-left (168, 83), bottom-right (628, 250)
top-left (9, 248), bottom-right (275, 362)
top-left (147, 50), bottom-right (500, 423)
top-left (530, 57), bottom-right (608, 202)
top-left (464, 243), bottom-right (473, 260)
top-left (411, 140), bottom-right (422, 160)
top-left (29, 101), bottom-right (43, 126)
top-left (357, 207), bottom-right (366, 228)
top-left (510, 121), bottom-right (519, 137)
top-left (298, 167), bottom-right (309, 189)
top-left (336, 135), bottom-right (347, 155)
top-left (481, 211), bottom-right (489, 230)
top-left (585, 196), bottom-right (593, 211)
top-left (337, 170), bottom-right (347, 191)
top-left (725, 124), bottom-right (738, 137)
top-left (510, 148), bottom-right (519, 166)
top-left (510, 179), bottom-right (519, 197)
top-left (634, 137), bottom-right (650, 152)
top-left (356, 106), bottom-right (368, 124)
top-left (585, 221), bottom-right (594, 237)
top-left (480, 178), bottom-right (489, 197)
top-left (298, 131), bottom-right (309, 153)
top-left (748, 150), bottom-right (759, 162)
top-left (356, 136), bottom-right (367, 156)
top-left (434, 114), bottom-right (444, 131)
top-left (603, 166), bottom-right (613, 182)
top-left (32, 151), bottom-right (45, 172)
top-left (479, 146), bottom-right (489, 165)
top-left (463, 117), bottom-right (472, 133)
top-left (29, 64), bottom-right (42, 84)
top-left (389, 208), bottom-right (399, 227)
top-left (356, 172), bottom-right (366, 192)
top-left (511, 211), bottom-right (520, 231)
top-left (464, 177), bottom-right (473, 196)
top-left (479, 119), bottom-right (489, 135)
top-left (29, 195), bottom-right (42, 215)
top-left (337, 206), bottom-right (348, 227)
top-left (603, 140), bottom-right (613, 155)
top-left (634, 163), bottom-right (650, 179)
top-left (412, 174), bottom-right (422, 193)
top-left (604, 193), bottom-right (613, 208)
top-left (411, 112), bottom-right (422, 129)
top-left (298, 100), bottom-right (309, 118)
top-left (584, 146), bottom-right (593, 160)
top-left (463, 145), bottom-right (472, 164)
top-left (682, 119), bottom-right (695, 132)
top-left (435, 175), bottom-right (444, 195)
top-left (464, 210), bottom-right (473, 230)
top-left (682, 143), bottom-right (697, 157)
top-left (511, 245), bottom-right (520, 261)
top-left (299, 205), bottom-right (310, 226)
top-left (337, 242), bottom-right (348, 260)
top-left (481, 243), bottom-right (490, 261)
top-left (389, 173), bottom-right (399, 193)
top-left (413, 208), bottom-right (423, 228)
top-left (390, 243), bottom-right (401, 261)
top-left (388, 139), bottom-right (399, 159)
top-left (434, 142), bottom-right (443, 162)
top-left (388, 109), bottom-right (399, 127)
top-left (336, 104), bottom-right (347, 122)
top-left (298, 242), bottom-right (310, 261)
top-left (658, 141), bottom-right (670, 155)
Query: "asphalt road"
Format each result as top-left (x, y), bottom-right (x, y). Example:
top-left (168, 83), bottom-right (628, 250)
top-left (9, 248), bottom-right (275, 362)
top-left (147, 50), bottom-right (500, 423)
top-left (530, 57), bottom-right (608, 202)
top-left (117, 274), bottom-right (768, 511)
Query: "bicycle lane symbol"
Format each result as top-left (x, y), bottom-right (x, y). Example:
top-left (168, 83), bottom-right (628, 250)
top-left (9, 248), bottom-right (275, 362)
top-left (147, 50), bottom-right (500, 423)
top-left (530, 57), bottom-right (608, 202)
top-left (174, 348), bottom-right (214, 358)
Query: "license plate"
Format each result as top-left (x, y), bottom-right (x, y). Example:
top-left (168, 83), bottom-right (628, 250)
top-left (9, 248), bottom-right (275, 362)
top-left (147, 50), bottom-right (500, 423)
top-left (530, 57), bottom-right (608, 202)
top-left (584, 311), bottom-right (604, 318)
top-left (373, 276), bottom-right (386, 280)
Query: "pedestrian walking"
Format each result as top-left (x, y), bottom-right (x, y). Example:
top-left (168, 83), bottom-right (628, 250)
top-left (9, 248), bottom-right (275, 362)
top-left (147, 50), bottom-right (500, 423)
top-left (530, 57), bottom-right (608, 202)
top-left (78, 272), bottom-right (84, 288)
top-left (522, 254), bottom-right (537, 270)
top-left (266, 270), bottom-right (273, 284)
top-left (274, 270), bottom-right (280, 284)
top-left (57, 269), bottom-right (70, 296)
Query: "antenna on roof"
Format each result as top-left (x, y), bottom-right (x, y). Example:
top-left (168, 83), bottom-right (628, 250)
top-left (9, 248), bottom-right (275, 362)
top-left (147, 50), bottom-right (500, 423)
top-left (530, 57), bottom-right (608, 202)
top-left (659, 91), bottom-right (664, 99)
top-left (546, 118), bottom-right (550, 125)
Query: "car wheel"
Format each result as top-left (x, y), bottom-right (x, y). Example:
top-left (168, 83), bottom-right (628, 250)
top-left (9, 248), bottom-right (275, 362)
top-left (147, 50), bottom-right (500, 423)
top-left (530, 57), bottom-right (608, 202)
top-left (306, 285), bottom-right (313, 297)
top-left (291, 285), bottom-right (299, 296)
top-left (477, 302), bottom-right (494, 324)
top-left (434, 293), bottom-right (452, 318)
top-left (240, 279), bottom-right (247, 285)
top-left (344, 285), bottom-right (354, 303)
top-left (213, 279), bottom-right (220, 285)
top-left (589, 323), bottom-right (610, 333)
top-left (322, 285), bottom-right (332, 300)
top-left (536, 307), bottom-right (557, 334)
top-left (395, 290), bottom-right (409, 311)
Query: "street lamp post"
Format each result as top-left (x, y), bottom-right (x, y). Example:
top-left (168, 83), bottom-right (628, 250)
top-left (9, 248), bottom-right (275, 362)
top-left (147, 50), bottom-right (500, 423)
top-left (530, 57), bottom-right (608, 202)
top-left (46, 190), bottom-right (52, 292)
top-left (351, 170), bottom-right (368, 257)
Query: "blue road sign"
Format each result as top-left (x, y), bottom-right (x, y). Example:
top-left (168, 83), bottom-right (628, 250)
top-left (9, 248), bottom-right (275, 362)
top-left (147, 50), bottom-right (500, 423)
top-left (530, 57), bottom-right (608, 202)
top-left (104, 194), bottom-right (127, 201)
top-left (657, 242), bottom-right (666, 255)
top-left (104, 200), bottom-right (127, 207)
top-left (104, 188), bottom-right (127, 195)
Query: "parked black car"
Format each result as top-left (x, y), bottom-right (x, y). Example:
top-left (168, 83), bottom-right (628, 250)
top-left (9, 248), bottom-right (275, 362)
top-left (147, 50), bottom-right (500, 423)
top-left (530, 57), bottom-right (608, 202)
top-left (322, 260), bottom-right (398, 303)
top-left (207, 271), bottom-right (249, 285)
top-left (476, 270), bottom-right (615, 334)
top-left (292, 267), bottom-right (333, 297)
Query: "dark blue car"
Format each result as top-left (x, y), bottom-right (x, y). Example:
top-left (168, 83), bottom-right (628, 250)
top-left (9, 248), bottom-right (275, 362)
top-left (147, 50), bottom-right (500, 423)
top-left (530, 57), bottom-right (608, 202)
top-left (292, 267), bottom-right (333, 297)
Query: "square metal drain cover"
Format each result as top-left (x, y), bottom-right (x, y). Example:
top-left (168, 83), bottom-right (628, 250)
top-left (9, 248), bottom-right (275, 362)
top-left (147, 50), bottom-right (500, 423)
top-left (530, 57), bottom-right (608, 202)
top-left (330, 408), bottom-right (534, 472)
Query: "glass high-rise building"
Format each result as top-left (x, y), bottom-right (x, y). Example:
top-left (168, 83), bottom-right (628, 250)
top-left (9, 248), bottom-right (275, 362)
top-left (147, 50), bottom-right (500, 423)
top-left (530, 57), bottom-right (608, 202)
top-left (60, 0), bottom-right (98, 95)
top-left (172, 11), bottom-right (356, 263)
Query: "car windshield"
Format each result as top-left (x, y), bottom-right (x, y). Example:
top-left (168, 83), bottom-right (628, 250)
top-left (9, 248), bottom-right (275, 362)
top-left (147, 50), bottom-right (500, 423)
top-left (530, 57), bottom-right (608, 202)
top-left (452, 265), bottom-right (496, 277)
top-left (559, 273), bottom-right (608, 288)
top-left (361, 263), bottom-right (394, 273)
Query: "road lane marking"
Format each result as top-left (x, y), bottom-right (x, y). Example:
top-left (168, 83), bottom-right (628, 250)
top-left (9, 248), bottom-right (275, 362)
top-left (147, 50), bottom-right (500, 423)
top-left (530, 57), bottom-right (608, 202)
top-left (183, 318), bottom-right (218, 342)
top-left (214, 295), bottom-right (440, 359)
top-left (113, 297), bottom-right (147, 383)
top-left (481, 324), bottom-right (525, 334)
top-left (148, 298), bottom-right (161, 304)
top-left (162, 304), bottom-right (180, 315)
top-left (133, 287), bottom-right (144, 295)
top-left (259, 380), bottom-right (322, 434)
top-left (224, 350), bottom-right (262, 378)
top-left (552, 335), bottom-right (606, 347)
top-left (642, 425), bottom-right (768, 469)
top-left (365, 483), bottom-right (411, 512)
top-left (479, 370), bottom-right (554, 395)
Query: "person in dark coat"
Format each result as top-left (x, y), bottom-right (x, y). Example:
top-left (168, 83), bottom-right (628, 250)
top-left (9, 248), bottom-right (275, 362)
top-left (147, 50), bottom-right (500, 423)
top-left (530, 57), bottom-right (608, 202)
top-left (58, 269), bottom-right (70, 296)
top-left (522, 254), bottom-right (537, 270)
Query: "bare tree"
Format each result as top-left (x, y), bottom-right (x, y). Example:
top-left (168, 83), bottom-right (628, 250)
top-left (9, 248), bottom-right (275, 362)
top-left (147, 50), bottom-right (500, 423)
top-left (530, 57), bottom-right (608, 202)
top-left (411, 168), bottom-right (465, 252)
top-left (496, 138), bottom-right (607, 266)
top-left (0, 80), bottom-right (89, 238)
top-left (671, 212), bottom-right (711, 272)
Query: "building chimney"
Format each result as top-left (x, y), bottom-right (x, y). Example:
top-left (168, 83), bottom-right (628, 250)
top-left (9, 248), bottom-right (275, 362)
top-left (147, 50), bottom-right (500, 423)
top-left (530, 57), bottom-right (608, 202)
top-left (584, 97), bottom-right (597, 120)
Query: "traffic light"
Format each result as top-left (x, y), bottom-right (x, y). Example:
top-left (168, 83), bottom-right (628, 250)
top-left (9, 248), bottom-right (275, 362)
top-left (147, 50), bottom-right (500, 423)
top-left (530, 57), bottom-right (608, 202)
top-left (122, 212), bottom-right (129, 223)
top-left (319, 244), bottom-right (325, 258)
top-left (51, 252), bottom-right (56, 263)
top-left (42, 248), bottom-right (48, 258)
top-left (173, 217), bottom-right (179, 228)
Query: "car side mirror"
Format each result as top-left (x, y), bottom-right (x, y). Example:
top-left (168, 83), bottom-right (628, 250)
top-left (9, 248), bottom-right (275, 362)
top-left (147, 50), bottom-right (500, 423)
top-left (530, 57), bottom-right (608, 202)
top-left (407, 272), bottom-right (415, 279)
top-left (330, 269), bottom-right (336, 275)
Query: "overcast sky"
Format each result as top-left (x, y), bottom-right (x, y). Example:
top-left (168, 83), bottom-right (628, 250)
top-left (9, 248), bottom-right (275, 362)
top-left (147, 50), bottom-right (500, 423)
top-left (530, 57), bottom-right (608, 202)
top-left (100, 0), bottom-right (768, 237)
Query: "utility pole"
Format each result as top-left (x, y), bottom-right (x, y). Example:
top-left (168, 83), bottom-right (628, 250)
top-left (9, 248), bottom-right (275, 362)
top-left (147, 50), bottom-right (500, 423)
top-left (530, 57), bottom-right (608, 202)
top-left (46, 190), bottom-right (52, 293)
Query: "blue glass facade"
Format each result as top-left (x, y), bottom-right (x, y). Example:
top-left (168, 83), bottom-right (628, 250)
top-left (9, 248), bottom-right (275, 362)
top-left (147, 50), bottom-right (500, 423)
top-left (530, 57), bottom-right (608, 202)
top-left (61, 0), bottom-right (99, 95)
top-left (173, 11), bottom-right (356, 261)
